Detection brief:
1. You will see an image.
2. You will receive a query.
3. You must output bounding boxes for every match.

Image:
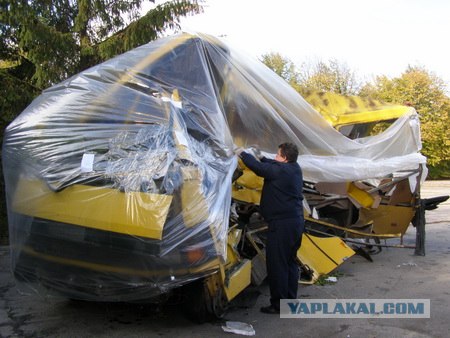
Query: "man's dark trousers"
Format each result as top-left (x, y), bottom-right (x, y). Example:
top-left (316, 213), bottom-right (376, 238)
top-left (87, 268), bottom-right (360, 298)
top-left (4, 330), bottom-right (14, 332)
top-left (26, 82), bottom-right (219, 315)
top-left (266, 217), bottom-right (304, 309)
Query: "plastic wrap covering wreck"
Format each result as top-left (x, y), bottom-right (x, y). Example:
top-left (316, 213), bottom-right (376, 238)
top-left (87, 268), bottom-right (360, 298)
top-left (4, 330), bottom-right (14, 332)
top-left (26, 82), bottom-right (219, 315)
top-left (2, 33), bottom-right (426, 301)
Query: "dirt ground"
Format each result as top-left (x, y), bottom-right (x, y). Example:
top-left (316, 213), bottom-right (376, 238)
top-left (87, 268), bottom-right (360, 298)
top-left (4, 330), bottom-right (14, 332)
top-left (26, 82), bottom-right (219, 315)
top-left (0, 180), bottom-right (449, 338)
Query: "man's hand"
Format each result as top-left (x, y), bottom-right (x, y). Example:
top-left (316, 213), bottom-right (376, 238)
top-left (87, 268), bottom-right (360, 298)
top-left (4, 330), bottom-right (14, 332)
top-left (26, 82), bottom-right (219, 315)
top-left (233, 147), bottom-right (244, 156)
top-left (248, 146), bottom-right (263, 160)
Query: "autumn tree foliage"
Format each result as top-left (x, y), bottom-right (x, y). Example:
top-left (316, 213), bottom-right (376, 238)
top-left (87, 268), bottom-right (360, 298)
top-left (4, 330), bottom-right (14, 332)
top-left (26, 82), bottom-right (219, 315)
top-left (262, 56), bottom-right (449, 178)
top-left (360, 66), bottom-right (450, 177)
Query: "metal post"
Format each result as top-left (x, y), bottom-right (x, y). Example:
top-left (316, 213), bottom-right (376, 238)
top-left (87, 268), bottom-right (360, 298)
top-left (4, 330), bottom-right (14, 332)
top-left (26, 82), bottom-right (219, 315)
top-left (414, 199), bottom-right (426, 256)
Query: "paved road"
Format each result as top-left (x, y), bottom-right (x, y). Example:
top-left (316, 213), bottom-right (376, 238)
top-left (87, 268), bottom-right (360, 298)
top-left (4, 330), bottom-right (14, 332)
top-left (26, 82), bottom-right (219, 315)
top-left (1, 181), bottom-right (449, 337)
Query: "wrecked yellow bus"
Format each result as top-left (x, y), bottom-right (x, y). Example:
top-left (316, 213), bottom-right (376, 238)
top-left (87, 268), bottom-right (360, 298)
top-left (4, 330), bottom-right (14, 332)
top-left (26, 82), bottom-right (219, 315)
top-left (3, 33), bottom-right (444, 321)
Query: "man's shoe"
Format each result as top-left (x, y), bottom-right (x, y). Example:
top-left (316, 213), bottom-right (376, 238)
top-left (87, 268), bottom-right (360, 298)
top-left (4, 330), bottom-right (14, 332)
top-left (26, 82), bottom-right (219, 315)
top-left (260, 305), bottom-right (280, 314)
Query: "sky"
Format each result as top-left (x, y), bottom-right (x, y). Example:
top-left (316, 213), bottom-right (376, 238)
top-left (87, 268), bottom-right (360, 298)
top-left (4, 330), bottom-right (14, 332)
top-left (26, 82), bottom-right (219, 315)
top-left (167, 0), bottom-right (450, 89)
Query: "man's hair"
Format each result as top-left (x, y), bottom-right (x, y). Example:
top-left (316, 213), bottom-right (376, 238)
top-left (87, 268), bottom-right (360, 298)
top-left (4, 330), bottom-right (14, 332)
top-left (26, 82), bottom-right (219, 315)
top-left (278, 142), bottom-right (299, 162)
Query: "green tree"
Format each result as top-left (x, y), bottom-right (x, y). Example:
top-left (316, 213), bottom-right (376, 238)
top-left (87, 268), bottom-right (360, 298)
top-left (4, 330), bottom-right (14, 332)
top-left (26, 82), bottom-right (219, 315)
top-left (2, 0), bottom-right (203, 88)
top-left (360, 66), bottom-right (450, 178)
top-left (298, 59), bottom-right (361, 96)
top-left (260, 52), bottom-right (300, 89)
top-left (260, 54), bottom-right (360, 96)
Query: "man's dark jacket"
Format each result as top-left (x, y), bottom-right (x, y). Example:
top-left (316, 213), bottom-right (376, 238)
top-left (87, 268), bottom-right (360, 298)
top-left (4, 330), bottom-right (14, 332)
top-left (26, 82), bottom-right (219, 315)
top-left (239, 152), bottom-right (303, 222)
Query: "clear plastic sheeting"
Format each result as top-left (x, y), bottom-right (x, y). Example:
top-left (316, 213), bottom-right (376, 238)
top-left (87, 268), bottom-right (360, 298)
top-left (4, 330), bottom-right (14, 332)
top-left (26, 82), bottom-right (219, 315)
top-left (2, 32), bottom-right (426, 301)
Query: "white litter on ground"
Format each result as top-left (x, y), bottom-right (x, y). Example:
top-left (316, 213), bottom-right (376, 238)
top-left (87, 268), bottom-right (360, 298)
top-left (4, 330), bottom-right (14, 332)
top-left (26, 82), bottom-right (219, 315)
top-left (397, 262), bottom-right (418, 268)
top-left (221, 321), bottom-right (256, 336)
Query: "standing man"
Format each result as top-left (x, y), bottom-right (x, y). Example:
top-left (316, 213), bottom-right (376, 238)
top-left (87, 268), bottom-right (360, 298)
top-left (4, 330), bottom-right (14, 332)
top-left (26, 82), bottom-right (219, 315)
top-left (236, 143), bottom-right (304, 314)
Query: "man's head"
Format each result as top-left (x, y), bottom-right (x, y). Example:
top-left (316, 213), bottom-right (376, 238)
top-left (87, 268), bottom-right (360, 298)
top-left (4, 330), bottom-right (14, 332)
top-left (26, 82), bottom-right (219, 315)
top-left (276, 142), bottom-right (299, 163)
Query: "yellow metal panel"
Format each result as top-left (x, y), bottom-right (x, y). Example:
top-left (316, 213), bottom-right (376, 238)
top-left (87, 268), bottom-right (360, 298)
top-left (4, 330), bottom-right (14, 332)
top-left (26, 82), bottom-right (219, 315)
top-left (302, 90), bottom-right (410, 127)
top-left (224, 259), bottom-right (252, 301)
top-left (334, 107), bottom-right (410, 128)
top-left (13, 179), bottom-right (172, 239)
top-left (360, 205), bottom-right (415, 236)
top-left (231, 186), bottom-right (261, 204)
top-left (297, 234), bottom-right (355, 284)
top-left (232, 164), bottom-right (262, 204)
top-left (236, 166), bottom-right (264, 190)
top-left (347, 182), bottom-right (374, 208)
top-left (180, 168), bottom-right (209, 228)
top-left (225, 227), bottom-right (242, 266)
